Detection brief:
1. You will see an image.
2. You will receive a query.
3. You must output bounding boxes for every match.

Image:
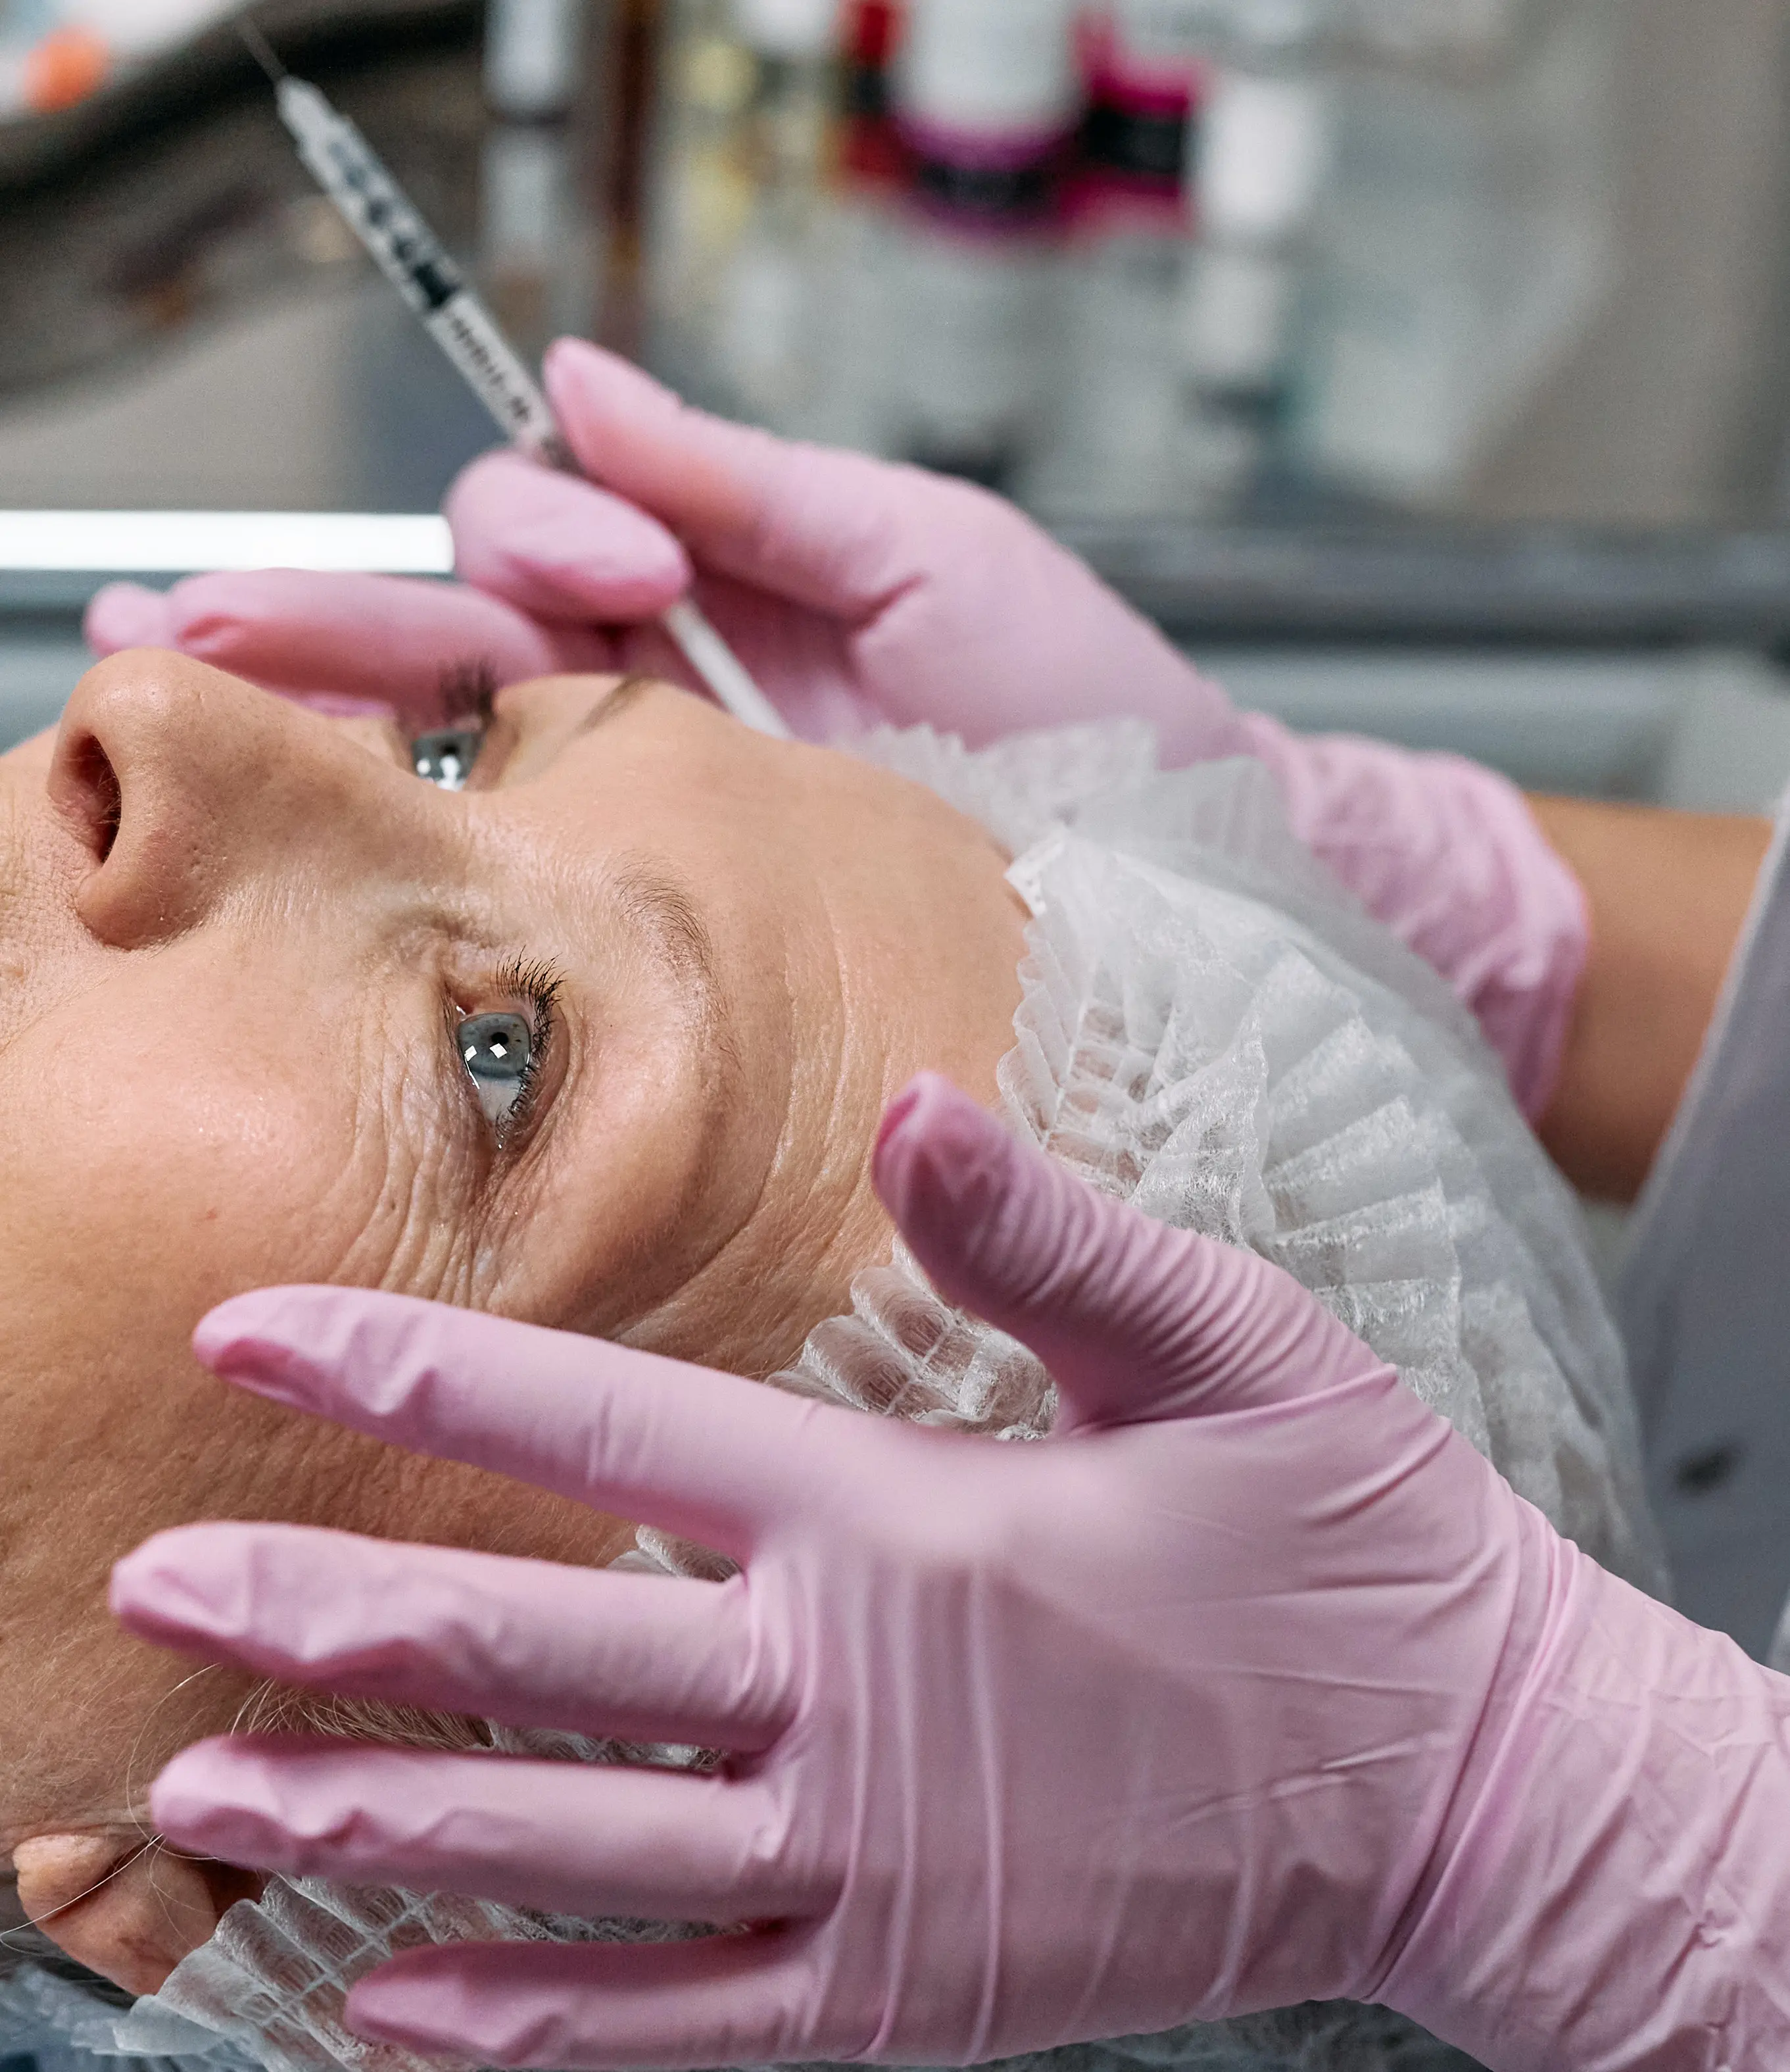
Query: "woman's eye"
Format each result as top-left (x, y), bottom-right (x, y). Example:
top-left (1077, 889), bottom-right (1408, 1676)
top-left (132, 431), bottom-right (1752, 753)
top-left (458, 1011), bottom-right (534, 1127)
top-left (412, 725), bottom-right (484, 791)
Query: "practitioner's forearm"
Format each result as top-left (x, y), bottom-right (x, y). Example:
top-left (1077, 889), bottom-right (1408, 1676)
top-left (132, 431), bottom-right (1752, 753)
top-left (1527, 796), bottom-right (1770, 1204)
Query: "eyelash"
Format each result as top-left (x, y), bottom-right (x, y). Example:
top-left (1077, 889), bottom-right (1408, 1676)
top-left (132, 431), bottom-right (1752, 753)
top-left (441, 658), bottom-right (499, 728)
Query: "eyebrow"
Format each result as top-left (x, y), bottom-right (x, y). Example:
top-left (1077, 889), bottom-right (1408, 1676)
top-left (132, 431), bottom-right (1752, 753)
top-left (576, 675), bottom-right (658, 739)
top-left (602, 856), bottom-right (743, 1253)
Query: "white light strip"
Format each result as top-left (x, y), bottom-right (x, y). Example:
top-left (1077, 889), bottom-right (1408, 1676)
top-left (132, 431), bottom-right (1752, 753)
top-left (0, 510), bottom-right (454, 576)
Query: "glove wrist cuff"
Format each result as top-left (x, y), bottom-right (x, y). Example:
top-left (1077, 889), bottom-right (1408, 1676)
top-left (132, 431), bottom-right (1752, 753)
top-left (1238, 714), bottom-right (1589, 1120)
top-left (1385, 1527), bottom-right (1790, 2071)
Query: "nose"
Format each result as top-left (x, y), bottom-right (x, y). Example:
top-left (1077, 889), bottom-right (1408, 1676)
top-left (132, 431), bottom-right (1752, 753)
top-left (49, 650), bottom-right (415, 948)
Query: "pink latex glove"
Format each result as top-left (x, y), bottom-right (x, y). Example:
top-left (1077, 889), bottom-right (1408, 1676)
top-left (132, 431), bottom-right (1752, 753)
top-left (85, 339), bottom-right (1581, 1113)
top-left (115, 1077), bottom-right (1790, 2071)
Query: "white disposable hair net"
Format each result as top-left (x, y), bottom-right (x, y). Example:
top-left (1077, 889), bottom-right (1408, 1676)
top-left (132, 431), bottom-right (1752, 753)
top-left (1, 724), bottom-right (1664, 2072)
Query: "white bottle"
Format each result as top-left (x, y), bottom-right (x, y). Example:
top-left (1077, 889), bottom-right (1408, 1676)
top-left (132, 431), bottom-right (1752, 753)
top-left (485, 0), bottom-right (583, 120)
top-left (1178, 68), bottom-right (1330, 405)
top-left (893, 0), bottom-right (1082, 151)
top-left (481, 0), bottom-right (594, 352)
top-left (1197, 70), bottom-right (1332, 247)
top-left (731, 0), bottom-right (842, 59)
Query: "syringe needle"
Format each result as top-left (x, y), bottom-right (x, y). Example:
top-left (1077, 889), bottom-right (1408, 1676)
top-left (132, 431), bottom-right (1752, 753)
top-left (237, 16), bottom-right (287, 84)
top-left (243, 40), bottom-right (786, 737)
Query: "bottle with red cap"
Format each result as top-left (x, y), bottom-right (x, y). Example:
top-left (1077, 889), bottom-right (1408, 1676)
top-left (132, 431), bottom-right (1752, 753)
top-left (839, 0), bottom-right (904, 185)
top-left (890, 0), bottom-right (1083, 226)
top-left (1076, 0), bottom-right (1206, 216)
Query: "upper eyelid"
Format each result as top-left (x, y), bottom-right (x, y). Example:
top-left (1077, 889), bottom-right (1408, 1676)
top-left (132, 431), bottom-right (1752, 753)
top-left (405, 672), bottom-right (653, 797)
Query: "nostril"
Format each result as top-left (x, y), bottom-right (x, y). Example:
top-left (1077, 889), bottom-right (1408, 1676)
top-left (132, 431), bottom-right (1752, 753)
top-left (66, 733), bottom-right (122, 864)
top-left (52, 656), bottom-right (258, 950)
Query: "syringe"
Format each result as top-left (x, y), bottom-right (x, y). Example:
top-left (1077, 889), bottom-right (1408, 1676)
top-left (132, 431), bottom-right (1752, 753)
top-left (239, 20), bottom-right (788, 741)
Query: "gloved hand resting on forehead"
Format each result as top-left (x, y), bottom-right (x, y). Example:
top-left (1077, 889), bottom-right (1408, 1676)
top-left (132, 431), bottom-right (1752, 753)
top-left (86, 338), bottom-right (1585, 1124)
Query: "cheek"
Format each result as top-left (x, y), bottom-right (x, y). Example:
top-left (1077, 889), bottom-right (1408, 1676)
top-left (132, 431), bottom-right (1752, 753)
top-left (0, 1351), bottom-right (630, 1844)
top-left (0, 973), bottom-right (383, 1318)
top-left (0, 989), bottom-right (359, 1835)
top-left (0, 1614), bottom-right (262, 1846)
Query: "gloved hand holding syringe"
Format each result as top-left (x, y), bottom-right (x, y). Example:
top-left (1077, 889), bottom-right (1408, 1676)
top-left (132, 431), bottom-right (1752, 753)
top-left (237, 17), bottom-right (788, 741)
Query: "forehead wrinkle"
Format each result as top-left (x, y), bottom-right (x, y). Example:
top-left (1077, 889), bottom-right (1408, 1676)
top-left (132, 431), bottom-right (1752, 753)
top-left (604, 853), bottom-right (732, 1057)
top-left (550, 852), bottom-right (743, 1320)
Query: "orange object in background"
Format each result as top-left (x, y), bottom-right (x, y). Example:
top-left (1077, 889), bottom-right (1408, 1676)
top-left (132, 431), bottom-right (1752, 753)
top-left (23, 26), bottom-right (110, 112)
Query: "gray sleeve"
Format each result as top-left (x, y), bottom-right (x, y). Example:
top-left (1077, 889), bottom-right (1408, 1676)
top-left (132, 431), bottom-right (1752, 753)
top-left (1619, 793), bottom-right (1790, 1658)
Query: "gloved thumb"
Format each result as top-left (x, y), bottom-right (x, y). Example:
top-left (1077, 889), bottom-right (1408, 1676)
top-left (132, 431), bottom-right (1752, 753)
top-left (873, 1073), bottom-right (1391, 1430)
top-left (541, 338), bottom-right (927, 620)
top-left (445, 451), bottom-right (692, 626)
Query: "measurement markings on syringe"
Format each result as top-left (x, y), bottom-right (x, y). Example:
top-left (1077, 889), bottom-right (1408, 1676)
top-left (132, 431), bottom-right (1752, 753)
top-left (250, 27), bottom-right (786, 732)
top-left (317, 132), bottom-right (464, 311)
top-left (432, 303), bottom-right (548, 439)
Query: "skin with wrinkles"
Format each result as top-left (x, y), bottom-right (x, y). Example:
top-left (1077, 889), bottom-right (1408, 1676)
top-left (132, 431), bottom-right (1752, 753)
top-left (0, 656), bottom-right (1024, 1992)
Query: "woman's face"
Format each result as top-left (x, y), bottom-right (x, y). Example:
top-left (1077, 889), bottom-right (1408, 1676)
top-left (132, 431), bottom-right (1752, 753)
top-left (0, 651), bottom-right (1025, 1985)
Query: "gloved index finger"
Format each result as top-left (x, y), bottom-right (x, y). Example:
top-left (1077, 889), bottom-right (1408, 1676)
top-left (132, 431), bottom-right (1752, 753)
top-left (195, 1287), bottom-right (842, 1560)
top-left (85, 571), bottom-right (591, 720)
top-left (113, 1523), bottom-right (790, 1752)
top-left (539, 341), bottom-right (906, 623)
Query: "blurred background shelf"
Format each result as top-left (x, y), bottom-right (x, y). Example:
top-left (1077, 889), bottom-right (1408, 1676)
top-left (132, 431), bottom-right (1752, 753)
top-left (2, 0), bottom-right (1790, 807)
top-left (9, 510), bottom-right (1790, 811)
